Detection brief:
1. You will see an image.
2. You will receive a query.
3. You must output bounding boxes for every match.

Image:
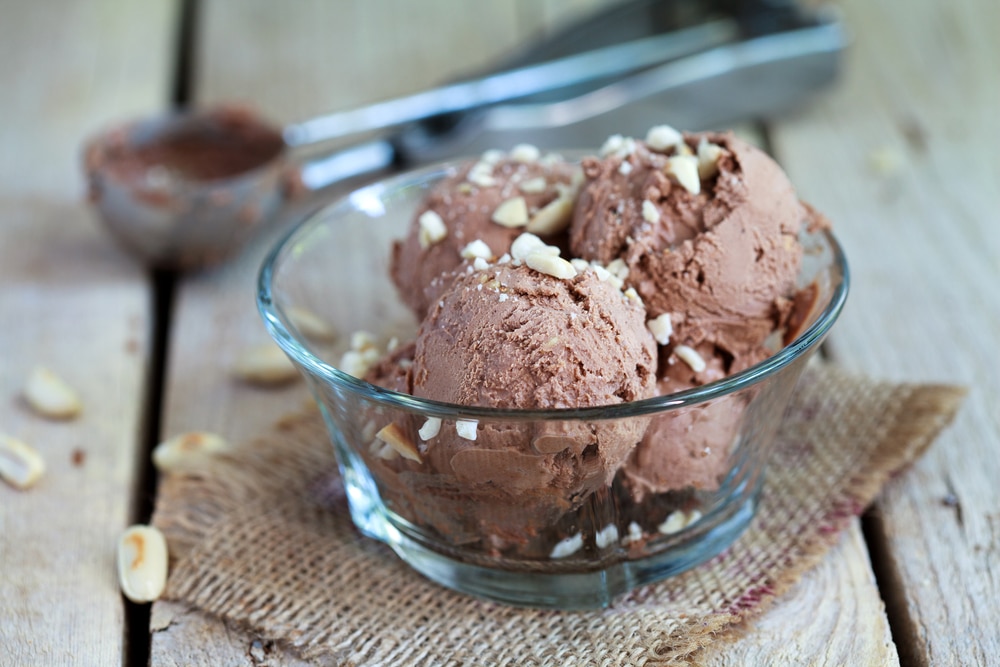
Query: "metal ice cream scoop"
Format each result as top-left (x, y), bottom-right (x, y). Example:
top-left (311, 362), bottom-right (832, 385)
top-left (83, 0), bottom-right (845, 270)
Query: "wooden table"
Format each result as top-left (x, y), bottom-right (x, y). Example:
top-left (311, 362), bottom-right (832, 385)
top-left (1, 1), bottom-right (996, 664)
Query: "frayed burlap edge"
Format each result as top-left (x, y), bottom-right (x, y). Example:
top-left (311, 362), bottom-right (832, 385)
top-left (152, 366), bottom-right (966, 666)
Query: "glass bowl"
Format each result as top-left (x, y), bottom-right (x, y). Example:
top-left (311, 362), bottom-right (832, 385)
top-left (257, 161), bottom-right (848, 609)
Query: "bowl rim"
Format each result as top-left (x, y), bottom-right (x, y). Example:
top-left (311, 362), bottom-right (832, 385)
top-left (257, 160), bottom-right (850, 421)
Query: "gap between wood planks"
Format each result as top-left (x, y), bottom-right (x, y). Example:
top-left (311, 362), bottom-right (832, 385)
top-left (124, 1), bottom-right (197, 665)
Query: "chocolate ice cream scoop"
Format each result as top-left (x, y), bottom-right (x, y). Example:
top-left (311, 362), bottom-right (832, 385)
top-left (620, 340), bottom-right (765, 501)
top-left (368, 260), bottom-right (657, 548)
top-left (390, 150), bottom-right (581, 317)
top-left (412, 261), bottom-right (655, 408)
top-left (570, 131), bottom-right (804, 359)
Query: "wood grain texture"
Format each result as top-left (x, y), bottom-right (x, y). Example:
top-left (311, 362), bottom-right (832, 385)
top-left (0, 200), bottom-right (151, 664)
top-left (193, 0), bottom-right (526, 124)
top-left (150, 602), bottom-right (313, 667)
top-left (0, 0), bottom-right (177, 200)
top-left (769, 0), bottom-right (1000, 664)
top-left (0, 1), bottom-right (174, 664)
top-left (701, 524), bottom-right (898, 667)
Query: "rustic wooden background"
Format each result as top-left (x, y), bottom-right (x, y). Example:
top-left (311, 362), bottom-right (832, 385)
top-left (0, 0), bottom-right (996, 664)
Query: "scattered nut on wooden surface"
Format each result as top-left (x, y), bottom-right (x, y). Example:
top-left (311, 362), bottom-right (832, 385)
top-left (117, 525), bottom-right (168, 604)
top-left (232, 343), bottom-right (299, 386)
top-left (23, 366), bottom-right (82, 420)
top-left (0, 433), bottom-right (45, 490)
top-left (152, 431), bottom-right (229, 472)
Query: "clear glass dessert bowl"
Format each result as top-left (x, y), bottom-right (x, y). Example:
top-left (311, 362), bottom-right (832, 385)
top-left (257, 161), bottom-right (849, 609)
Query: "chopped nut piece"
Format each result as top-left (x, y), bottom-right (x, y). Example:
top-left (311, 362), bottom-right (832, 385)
top-left (526, 252), bottom-right (577, 280)
top-left (417, 210), bottom-right (448, 248)
top-left (23, 366), bottom-right (82, 420)
top-left (339, 347), bottom-right (380, 378)
top-left (460, 239), bottom-right (493, 260)
top-left (555, 167), bottom-right (585, 199)
top-left (645, 124), bottom-right (683, 152)
top-left (518, 176), bottom-right (548, 194)
top-left (600, 134), bottom-right (625, 156)
top-left (642, 200), bottom-right (660, 224)
top-left (622, 521), bottom-right (644, 545)
top-left (509, 143), bottom-right (540, 163)
top-left (375, 443), bottom-right (399, 460)
top-left (418, 417), bottom-right (442, 441)
top-left (570, 258), bottom-right (591, 273)
top-left (666, 155), bottom-right (701, 194)
top-left (510, 233), bottom-right (559, 261)
top-left (117, 525), bottom-right (168, 603)
top-left (480, 149), bottom-right (505, 164)
top-left (595, 524), bottom-right (620, 549)
top-left (646, 313), bottom-right (673, 345)
top-left (472, 257), bottom-right (489, 271)
top-left (619, 137), bottom-right (638, 157)
top-left (697, 138), bottom-right (725, 179)
top-left (152, 431), bottom-right (229, 472)
top-left (339, 331), bottom-right (381, 378)
top-left (287, 306), bottom-right (337, 342)
top-left (623, 287), bottom-right (643, 304)
top-left (525, 196), bottom-right (574, 235)
top-left (455, 419), bottom-right (478, 441)
top-left (657, 509), bottom-right (703, 535)
top-left (606, 258), bottom-right (629, 280)
top-left (376, 423), bottom-right (421, 462)
top-left (618, 161), bottom-right (634, 176)
top-left (467, 168), bottom-right (497, 188)
top-left (350, 331), bottom-right (378, 352)
top-left (469, 160), bottom-right (494, 176)
top-left (232, 343), bottom-right (299, 385)
top-left (0, 434), bottom-right (45, 490)
top-left (675, 345), bottom-right (707, 372)
top-left (591, 264), bottom-right (612, 282)
top-left (539, 152), bottom-right (563, 167)
top-left (550, 532), bottom-right (583, 559)
top-left (491, 196), bottom-right (530, 228)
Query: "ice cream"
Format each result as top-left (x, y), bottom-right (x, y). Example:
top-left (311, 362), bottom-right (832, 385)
top-left (570, 131), bottom-right (803, 363)
top-left (411, 262), bottom-right (656, 409)
top-left (390, 147), bottom-right (580, 317)
top-left (355, 126), bottom-right (820, 558)
top-left (366, 260), bottom-right (657, 549)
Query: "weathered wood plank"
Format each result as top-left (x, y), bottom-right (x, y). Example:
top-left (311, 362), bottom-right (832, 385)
top-left (0, 201), bottom-right (152, 665)
top-left (702, 524), bottom-right (898, 666)
top-left (192, 0), bottom-right (525, 123)
top-left (0, 1), bottom-right (175, 663)
top-left (769, 0), bottom-right (1000, 664)
top-left (0, 0), bottom-right (177, 201)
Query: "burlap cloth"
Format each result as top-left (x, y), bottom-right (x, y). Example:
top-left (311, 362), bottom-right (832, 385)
top-left (153, 365), bottom-right (965, 665)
